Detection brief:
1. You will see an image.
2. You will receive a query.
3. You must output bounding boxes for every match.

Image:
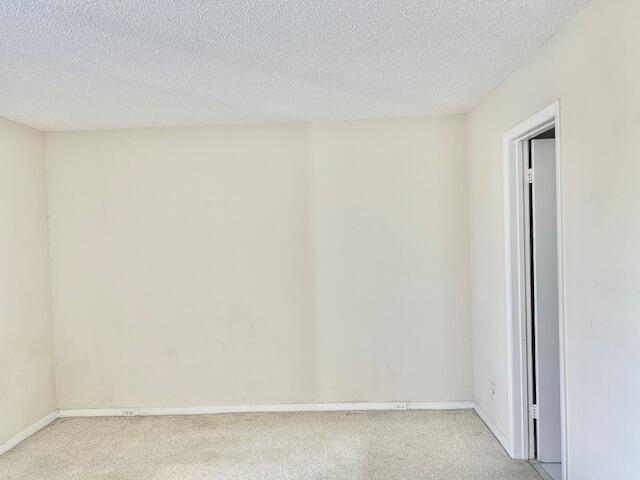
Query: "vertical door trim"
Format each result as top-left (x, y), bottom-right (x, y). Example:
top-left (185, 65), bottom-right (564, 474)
top-left (501, 101), bottom-right (568, 480)
top-left (522, 141), bottom-right (536, 460)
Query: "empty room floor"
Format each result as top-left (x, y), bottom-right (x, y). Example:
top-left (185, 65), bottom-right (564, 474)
top-left (0, 410), bottom-right (540, 480)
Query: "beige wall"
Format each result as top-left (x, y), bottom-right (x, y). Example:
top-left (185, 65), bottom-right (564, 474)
top-left (467, 1), bottom-right (640, 479)
top-left (310, 117), bottom-right (471, 401)
top-left (46, 125), bottom-right (317, 407)
top-left (0, 117), bottom-right (56, 444)
top-left (46, 115), bottom-right (472, 409)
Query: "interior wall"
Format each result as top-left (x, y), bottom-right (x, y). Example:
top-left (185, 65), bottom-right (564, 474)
top-left (46, 125), bottom-right (317, 408)
top-left (466, 1), bottom-right (639, 479)
top-left (45, 114), bottom-right (472, 409)
top-left (0, 117), bottom-right (56, 444)
top-left (310, 117), bottom-right (471, 401)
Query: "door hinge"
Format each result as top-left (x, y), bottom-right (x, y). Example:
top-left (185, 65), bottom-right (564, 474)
top-left (529, 404), bottom-right (539, 419)
top-left (526, 168), bottom-right (534, 184)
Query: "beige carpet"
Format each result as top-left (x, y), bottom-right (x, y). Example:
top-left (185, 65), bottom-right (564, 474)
top-left (0, 410), bottom-right (540, 479)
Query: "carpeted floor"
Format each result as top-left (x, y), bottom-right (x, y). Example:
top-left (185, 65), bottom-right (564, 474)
top-left (0, 410), bottom-right (541, 480)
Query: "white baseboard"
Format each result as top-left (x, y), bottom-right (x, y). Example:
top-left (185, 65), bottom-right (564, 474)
top-left (0, 402), bottom-right (473, 456)
top-left (408, 401), bottom-right (474, 410)
top-left (0, 411), bottom-right (59, 456)
top-left (472, 402), bottom-right (513, 457)
top-left (58, 400), bottom-right (474, 418)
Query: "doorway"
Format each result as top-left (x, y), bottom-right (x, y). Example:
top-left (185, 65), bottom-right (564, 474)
top-left (502, 102), bottom-right (568, 480)
top-left (526, 129), bottom-right (562, 480)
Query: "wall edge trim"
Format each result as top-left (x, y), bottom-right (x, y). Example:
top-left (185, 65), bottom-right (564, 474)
top-left (0, 411), bottom-right (59, 457)
top-left (473, 401), bottom-right (514, 457)
top-left (58, 401), bottom-right (474, 418)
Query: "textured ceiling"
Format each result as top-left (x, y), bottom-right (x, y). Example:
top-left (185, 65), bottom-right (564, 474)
top-left (1, 1), bottom-right (588, 130)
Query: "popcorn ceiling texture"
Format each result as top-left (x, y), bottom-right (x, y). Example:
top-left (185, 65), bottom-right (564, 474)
top-left (1, 1), bottom-right (588, 130)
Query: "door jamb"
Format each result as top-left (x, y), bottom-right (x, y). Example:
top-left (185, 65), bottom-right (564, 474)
top-left (502, 101), bottom-right (568, 479)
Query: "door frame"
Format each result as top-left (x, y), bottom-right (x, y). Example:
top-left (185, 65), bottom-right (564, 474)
top-left (502, 101), bottom-right (568, 478)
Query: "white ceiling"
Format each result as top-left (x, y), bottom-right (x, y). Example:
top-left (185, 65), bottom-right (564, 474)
top-left (1, 1), bottom-right (588, 131)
